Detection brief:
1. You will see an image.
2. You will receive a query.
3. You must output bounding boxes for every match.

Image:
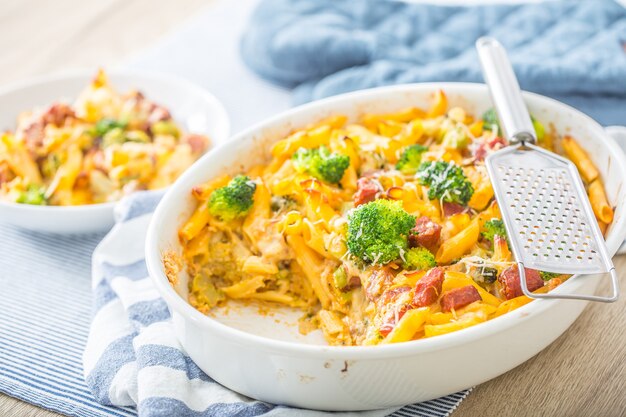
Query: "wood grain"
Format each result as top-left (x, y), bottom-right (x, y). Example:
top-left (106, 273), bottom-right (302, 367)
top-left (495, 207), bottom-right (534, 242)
top-left (1, 1), bottom-right (625, 416)
top-left (0, 0), bottom-right (208, 84)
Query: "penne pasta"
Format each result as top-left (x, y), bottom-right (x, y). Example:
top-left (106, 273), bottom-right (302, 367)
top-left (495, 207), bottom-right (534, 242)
top-left (424, 312), bottom-right (486, 338)
top-left (243, 182), bottom-right (272, 248)
top-left (0, 70), bottom-right (211, 206)
top-left (588, 179), bottom-right (613, 224)
top-left (436, 219), bottom-right (480, 264)
top-left (427, 90), bottom-right (448, 118)
top-left (177, 94), bottom-right (609, 346)
top-left (286, 235), bottom-right (332, 308)
top-left (562, 136), bottom-right (599, 183)
top-left (179, 203), bottom-right (211, 242)
top-left (0, 133), bottom-right (42, 184)
top-left (382, 308), bottom-right (429, 343)
top-left (242, 256), bottom-right (278, 275)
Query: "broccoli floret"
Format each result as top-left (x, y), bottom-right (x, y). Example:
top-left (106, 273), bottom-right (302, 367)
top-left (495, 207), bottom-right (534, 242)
top-left (482, 108), bottom-right (500, 135)
top-left (481, 219), bottom-right (507, 242)
top-left (396, 144), bottom-right (428, 174)
top-left (347, 199), bottom-right (416, 265)
top-left (441, 126), bottom-right (469, 149)
top-left (16, 184), bottom-right (47, 205)
top-left (270, 195), bottom-right (297, 212)
top-left (482, 108), bottom-right (545, 141)
top-left (208, 175), bottom-right (256, 221)
top-left (416, 161), bottom-right (474, 205)
top-left (403, 247), bottom-right (436, 271)
top-left (94, 118), bottom-right (127, 137)
top-left (292, 146), bottom-right (350, 184)
top-left (539, 271), bottom-right (560, 281)
top-left (480, 266), bottom-right (498, 283)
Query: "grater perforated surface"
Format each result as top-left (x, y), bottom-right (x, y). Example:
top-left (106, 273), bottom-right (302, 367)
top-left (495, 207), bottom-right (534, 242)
top-left (486, 144), bottom-right (609, 275)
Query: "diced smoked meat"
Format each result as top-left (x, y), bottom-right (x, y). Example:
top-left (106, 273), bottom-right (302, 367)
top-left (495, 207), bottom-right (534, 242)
top-left (411, 267), bottom-right (444, 308)
top-left (380, 269), bottom-right (443, 337)
top-left (21, 103), bottom-right (75, 152)
top-left (472, 143), bottom-right (488, 161)
top-left (409, 216), bottom-right (442, 250)
top-left (42, 103), bottom-right (75, 126)
top-left (21, 120), bottom-right (45, 152)
top-left (342, 276), bottom-right (362, 292)
top-left (442, 202), bottom-right (466, 217)
top-left (182, 134), bottom-right (210, 154)
top-left (472, 136), bottom-right (507, 161)
top-left (353, 177), bottom-right (379, 207)
top-left (440, 285), bottom-right (481, 312)
top-left (488, 136), bottom-right (507, 149)
top-left (498, 266), bottom-right (544, 300)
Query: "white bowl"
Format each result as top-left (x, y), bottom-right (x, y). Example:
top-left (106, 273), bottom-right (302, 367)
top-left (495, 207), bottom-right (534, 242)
top-left (0, 70), bottom-right (230, 234)
top-left (146, 83), bottom-right (626, 410)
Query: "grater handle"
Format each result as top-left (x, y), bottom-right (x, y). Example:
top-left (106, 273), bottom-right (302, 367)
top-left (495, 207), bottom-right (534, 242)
top-left (476, 37), bottom-right (536, 145)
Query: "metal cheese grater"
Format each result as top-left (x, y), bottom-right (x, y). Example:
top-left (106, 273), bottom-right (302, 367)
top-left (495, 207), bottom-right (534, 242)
top-left (475, 37), bottom-right (619, 303)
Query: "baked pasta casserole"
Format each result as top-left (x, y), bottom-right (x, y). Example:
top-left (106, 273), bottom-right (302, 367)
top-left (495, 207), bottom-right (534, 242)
top-left (176, 90), bottom-right (613, 346)
top-left (0, 70), bottom-right (210, 206)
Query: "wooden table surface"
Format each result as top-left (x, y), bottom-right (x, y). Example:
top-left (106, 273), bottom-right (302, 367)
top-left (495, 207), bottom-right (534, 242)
top-left (1, 1), bottom-right (625, 416)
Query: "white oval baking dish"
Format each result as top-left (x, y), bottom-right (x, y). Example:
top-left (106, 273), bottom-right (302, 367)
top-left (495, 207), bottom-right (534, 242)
top-left (146, 83), bottom-right (626, 411)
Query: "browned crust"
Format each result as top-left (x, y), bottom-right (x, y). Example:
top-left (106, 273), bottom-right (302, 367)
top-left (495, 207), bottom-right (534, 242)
top-left (162, 250), bottom-right (182, 286)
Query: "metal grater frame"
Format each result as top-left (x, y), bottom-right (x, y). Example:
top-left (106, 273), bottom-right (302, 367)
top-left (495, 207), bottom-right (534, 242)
top-left (476, 36), bottom-right (619, 303)
top-left (486, 144), bottom-right (619, 302)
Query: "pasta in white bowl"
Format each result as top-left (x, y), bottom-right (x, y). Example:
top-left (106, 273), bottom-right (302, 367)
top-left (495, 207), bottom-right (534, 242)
top-left (0, 70), bottom-right (229, 233)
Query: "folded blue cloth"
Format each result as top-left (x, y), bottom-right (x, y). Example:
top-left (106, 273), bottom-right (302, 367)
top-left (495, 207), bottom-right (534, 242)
top-left (241, 0), bottom-right (626, 125)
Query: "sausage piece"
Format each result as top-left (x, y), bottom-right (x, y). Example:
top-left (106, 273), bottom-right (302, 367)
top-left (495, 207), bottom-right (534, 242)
top-left (440, 285), bottom-right (481, 312)
top-left (21, 120), bottom-right (45, 152)
top-left (472, 136), bottom-right (507, 161)
top-left (42, 103), bottom-right (75, 126)
top-left (20, 103), bottom-right (75, 153)
top-left (498, 266), bottom-right (544, 300)
top-left (472, 143), bottom-right (488, 162)
top-left (411, 267), bottom-right (444, 308)
top-left (442, 202), bottom-right (466, 217)
top-left (488, 136), bottom-right (507, 150)
top-left (409, 216), bottom-right (442, 250)
top-left (353, 177), bottom-right (380, 207)
top-left (182, 133), bottom-right (210, 154)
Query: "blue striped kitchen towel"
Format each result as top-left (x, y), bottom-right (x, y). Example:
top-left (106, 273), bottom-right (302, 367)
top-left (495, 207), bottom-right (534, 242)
top-left (82, 190), bottom-right (471, 416)
top-left (241, 0), bottom-right (626, 126)
top-left (0, 224), bottom-right (134, 417)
